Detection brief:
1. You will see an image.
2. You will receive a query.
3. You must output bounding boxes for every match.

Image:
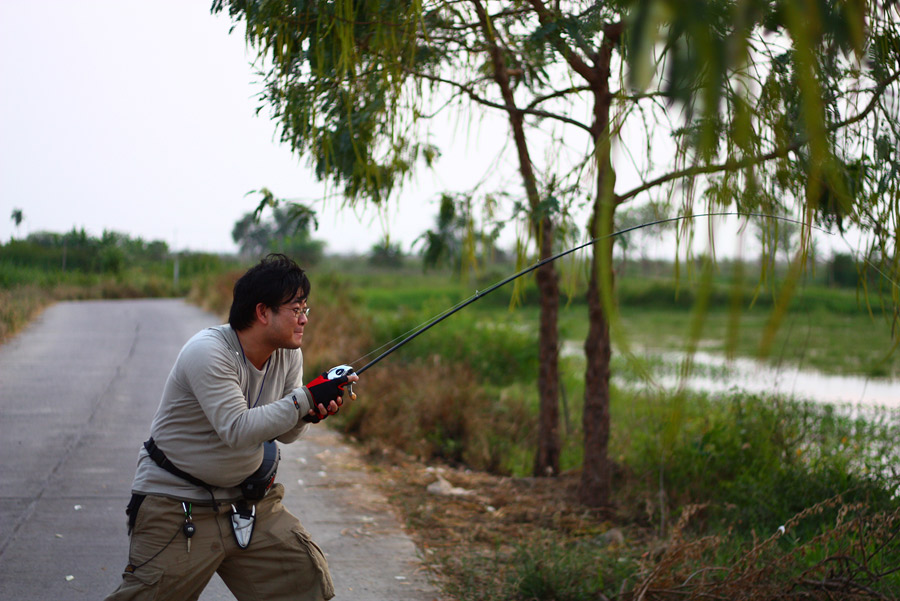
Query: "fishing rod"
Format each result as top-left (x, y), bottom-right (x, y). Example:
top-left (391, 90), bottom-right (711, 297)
top-left (335, 211), bottom-right (832, 378)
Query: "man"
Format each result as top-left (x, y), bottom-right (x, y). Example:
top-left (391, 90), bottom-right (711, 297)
top-left (105, 253), bottom-right (358, 601)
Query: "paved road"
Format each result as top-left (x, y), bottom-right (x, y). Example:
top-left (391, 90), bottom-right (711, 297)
top-left (0, 299), bottom-right (440, 601)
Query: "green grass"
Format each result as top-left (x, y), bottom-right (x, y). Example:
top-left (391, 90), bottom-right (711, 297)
top-left (616, 389), bottom-right (898, 523)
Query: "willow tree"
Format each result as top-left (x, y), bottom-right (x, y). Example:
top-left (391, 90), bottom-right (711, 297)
top-left (561, 1), bottom-right (900, 505)
top-left (212, 0), bottom-right (900, 506)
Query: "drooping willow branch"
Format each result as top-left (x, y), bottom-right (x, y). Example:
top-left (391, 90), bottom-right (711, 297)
top-left (615, 69), bottom-right (900, 206)
top-left (401, 66), bottom-right (594, 134)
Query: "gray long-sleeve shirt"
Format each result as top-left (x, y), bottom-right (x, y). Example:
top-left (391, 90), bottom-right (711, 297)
top-left (131, 325), bottom-right (315, 503)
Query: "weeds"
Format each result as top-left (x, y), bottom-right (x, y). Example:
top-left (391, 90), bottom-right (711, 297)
top-left (0, 274), bottom-right (181, 344)
top-left (623, 497), bottom-right (900, 600)
top-left (0, 285), bottom-right (49, 343)
top-left (394, 455), bottom-right (900, 601)
top-left (614, 391), bottom-right (900, 540)
top-left (185, 269), bottom-right (243, 321)
top-left (504, 538), bottom-right (608, 601)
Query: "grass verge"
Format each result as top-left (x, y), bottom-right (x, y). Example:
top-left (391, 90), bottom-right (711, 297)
top-left (363, 435), bottom-right (900, 600)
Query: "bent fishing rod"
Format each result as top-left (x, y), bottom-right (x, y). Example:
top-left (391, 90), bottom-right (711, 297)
top-left (323, 211), bottom-right (831, 387)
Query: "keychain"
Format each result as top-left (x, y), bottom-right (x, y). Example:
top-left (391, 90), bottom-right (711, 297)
top-left (182, 502), bottom-right (195, 553)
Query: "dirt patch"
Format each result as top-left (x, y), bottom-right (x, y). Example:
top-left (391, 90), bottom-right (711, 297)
top-left (353, 442), bottom-right (632, 592)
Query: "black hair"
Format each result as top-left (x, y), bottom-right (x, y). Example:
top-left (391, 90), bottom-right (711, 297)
top-left (228, 253), bottom-right (310, 331)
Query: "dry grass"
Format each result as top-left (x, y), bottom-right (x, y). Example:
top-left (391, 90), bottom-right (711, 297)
top-left (0, 275), bottom-right (187, 345)
top-left (356, 445), bottom-right (900, 601)
top-left (185, 270), bottom-right (244, 322)
top-left (332, 355), bottom-right (539, 473)
top-left (0, 285), bottom-right (51, 344)
top-left (622, 496), bottom-right (900, 600)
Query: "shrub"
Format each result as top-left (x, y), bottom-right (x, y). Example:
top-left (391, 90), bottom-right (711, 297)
top-left (616, 391), bottom-right (900, 538)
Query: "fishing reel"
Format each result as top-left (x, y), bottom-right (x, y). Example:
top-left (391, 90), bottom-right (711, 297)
top-left (324, 364), bottom-right (357, 401)
top-left (303, 364), bottom-right (358, 423)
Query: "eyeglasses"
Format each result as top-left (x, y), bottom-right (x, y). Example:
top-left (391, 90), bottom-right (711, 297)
top-left (287, 306), bottom-right (310, 319)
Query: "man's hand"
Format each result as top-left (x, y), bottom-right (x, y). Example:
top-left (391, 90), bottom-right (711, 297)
top-left (302, 367), bottom-right (359, 423)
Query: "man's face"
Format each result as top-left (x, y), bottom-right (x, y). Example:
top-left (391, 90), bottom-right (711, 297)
top-left (267, 291), bottom-right (309, 350)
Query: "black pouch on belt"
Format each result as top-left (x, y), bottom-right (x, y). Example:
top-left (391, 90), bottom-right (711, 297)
top-left (125, 493), bottom-right (146, 535)
top-left (240, 440), bottom-right (280, 501)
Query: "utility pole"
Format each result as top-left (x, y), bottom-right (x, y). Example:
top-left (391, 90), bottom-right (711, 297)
top-left (172, 230), bottom-right (179, 290)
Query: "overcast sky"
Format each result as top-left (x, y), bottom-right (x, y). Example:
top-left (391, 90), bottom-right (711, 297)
top-left (0, 0), bottom-right (512, 255)
top-left (1, 1), bottom-right (857, 262)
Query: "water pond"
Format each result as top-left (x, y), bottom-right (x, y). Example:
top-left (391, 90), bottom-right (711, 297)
top-left (632, 350), bottom-right (900, 408)
top-left (560, 341), bottom-right (899, 408)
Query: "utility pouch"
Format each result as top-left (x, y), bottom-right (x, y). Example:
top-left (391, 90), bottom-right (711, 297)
top-left (240, 440), bottom-right (280, 501)
top-left (230, 502), bottom-right (256, 549)
top-left (125, 493), bottom-right (146, 535)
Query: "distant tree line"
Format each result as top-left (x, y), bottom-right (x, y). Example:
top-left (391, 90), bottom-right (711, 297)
top-left (0, 228), bottom-right (226, 278)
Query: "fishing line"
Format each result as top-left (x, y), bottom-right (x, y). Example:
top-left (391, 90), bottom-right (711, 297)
top-left (349, 295), bottom-right (483, 368)
top-left (348, 211), bottom-right (834, 376)
top-left (857, 255), bottom-right (900, 290)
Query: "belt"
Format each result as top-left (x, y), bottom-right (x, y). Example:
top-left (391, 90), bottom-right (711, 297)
top-left (144, 438), bottom-right (219, 509)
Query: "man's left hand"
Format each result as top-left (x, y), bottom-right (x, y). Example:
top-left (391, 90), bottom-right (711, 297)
top-left (302, 369), bottom-right (359, 423)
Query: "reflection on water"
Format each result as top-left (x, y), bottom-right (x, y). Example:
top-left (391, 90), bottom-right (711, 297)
top-left (643, 351), bottom-right (900, 407)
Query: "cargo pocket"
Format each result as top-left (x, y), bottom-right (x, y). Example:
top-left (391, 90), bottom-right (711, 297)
top-left (105, 564), bottom-right (163, 600)
top-left (292, 527), bottom-right (335, 600)
top-left (122, 564), bottom-right (163, 586)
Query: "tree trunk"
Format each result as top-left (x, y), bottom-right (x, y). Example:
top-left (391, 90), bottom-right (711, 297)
top-left (579, 22), bottom-right (621, 507)
top-left (471, 0), bottom-right (560, 477)
top-left (534, 227), bottom-right (560, 476)
top-left (581, 143), bottom-right (616, 506)
top-left (580, 222), bottom-right (613, 506)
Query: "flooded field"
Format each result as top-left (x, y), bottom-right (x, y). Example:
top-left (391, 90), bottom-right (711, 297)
top-left (562, 341), bottom-right (900, 407)
top-left (649, 350), bottom-right (900, 407)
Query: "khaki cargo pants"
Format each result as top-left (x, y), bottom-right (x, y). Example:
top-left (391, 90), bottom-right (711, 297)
top-left (105, 484), bottom-right (334, 601)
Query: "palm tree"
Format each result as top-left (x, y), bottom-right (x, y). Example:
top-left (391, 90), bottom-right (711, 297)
top-left (10, 208), bottom-right (23, 239)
